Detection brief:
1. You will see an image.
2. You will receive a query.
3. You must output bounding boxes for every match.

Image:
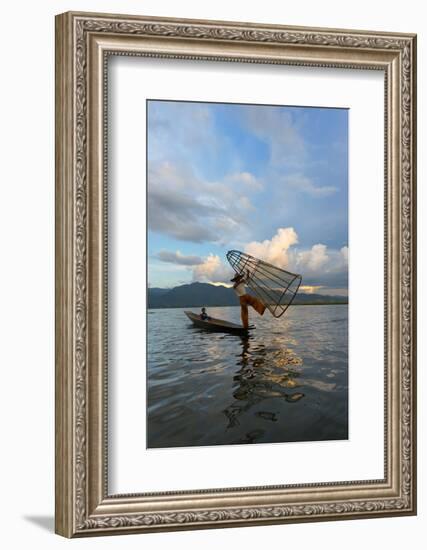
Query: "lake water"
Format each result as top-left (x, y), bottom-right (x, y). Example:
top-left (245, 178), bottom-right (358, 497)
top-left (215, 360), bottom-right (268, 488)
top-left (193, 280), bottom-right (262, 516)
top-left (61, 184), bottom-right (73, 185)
top-left (147, 305), bottom-right (348, 448)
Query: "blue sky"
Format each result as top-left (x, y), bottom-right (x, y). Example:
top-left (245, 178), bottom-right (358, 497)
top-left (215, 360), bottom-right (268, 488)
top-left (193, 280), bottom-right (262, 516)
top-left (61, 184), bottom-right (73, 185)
top-left (147, 100), bottom-right (348, 295)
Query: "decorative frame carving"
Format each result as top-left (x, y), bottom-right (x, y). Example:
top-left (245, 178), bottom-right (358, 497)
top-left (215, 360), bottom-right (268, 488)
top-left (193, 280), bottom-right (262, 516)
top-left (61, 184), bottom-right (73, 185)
top-left (55, 11), bottom-right (417, 537)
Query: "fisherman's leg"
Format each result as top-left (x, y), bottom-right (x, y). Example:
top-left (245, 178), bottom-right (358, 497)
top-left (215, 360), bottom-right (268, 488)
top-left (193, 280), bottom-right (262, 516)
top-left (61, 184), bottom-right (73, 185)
top-left (246, 294), bottom-right (266, 316)
top-left (239, 297), bottom-right (249, 328)
top-left (240, 305), bottom-right (249, 328)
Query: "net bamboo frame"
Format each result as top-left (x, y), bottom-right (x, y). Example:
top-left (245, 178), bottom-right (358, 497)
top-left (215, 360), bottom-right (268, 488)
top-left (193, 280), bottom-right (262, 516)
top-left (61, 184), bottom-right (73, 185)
top-left (227, 250), bottom-right (302, 318)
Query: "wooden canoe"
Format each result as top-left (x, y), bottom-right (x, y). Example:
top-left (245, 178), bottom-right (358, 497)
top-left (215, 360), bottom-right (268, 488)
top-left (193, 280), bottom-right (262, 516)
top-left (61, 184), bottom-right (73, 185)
top-left (184, 311), bottom-right (254, 334)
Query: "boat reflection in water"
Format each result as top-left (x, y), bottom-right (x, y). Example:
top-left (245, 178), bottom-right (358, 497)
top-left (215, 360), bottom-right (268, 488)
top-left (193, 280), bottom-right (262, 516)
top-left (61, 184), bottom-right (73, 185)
top-left (147, 306), bottom-right (348, 448)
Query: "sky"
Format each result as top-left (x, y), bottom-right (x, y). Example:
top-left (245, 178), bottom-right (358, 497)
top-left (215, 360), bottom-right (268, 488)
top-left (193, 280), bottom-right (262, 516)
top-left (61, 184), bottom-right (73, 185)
top-left (147, 99), bottom-right (348, 295)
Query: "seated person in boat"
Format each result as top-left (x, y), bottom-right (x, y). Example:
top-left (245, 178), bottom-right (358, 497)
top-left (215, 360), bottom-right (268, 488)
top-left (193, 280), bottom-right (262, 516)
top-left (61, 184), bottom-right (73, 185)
top-left (200, 307), bottom-right (210, 321)
top-left (231, 270), bottom-right (266, 329)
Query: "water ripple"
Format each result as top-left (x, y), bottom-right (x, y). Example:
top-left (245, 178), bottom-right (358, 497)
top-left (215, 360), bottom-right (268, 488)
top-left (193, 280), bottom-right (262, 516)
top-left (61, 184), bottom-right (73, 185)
top-left (147, 305), bottom-right (348, 448)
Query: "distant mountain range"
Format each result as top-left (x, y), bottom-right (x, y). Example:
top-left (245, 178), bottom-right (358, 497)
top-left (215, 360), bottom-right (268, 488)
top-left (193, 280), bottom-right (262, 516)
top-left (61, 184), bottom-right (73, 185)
top-left (147, 282), bottom-right (348, 309)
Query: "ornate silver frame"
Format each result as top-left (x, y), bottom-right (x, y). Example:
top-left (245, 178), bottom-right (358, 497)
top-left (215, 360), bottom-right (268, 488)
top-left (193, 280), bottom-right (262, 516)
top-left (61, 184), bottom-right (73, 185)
top-left (55, 11), bottom-right (417, 537)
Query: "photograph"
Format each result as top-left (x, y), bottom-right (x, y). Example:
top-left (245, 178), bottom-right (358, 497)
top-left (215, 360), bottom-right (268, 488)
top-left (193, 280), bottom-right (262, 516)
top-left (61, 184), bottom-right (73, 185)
top-left (147, 99), bottom-right (349, 448)
top-left (53, 8), bottom-right (416, 538)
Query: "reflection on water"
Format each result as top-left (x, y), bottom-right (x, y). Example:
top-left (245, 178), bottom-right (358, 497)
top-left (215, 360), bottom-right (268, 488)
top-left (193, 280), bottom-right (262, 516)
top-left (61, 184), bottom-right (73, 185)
top-left (223, 337), bottom-right (305, 437)
top-left (147, 305), bottom-right (348, 448)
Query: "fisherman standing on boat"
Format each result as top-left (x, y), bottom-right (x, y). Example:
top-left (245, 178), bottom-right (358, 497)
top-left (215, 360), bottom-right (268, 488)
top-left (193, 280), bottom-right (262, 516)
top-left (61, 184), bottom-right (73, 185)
top-left (231, 270), bottom-right (266, 329)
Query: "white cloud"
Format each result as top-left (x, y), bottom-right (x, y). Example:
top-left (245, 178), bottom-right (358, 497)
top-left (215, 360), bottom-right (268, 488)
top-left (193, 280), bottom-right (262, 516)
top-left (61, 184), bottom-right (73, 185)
top-left (155, 249), bottom-right (234, 284)
top-left (155, 250), bottom-right (204, 266)
top-left (295, 243), bottom-right (329, 272)
top-left (284, 173), bottom-right (338, 197)
top-left (192, 254), bottom-right (233, 283)
top-left (227, 171), bottom-right (263, 191)
top-left (238, 196), bottom-right (255, 210)
top-left (243, 228), bottom-right (348, 288)
top-left (291, 242), bottom-right (348, 286)
top-left (156, 229), bottom-right (348, 291)
top-left (148, 161), bottom-right (254, 244)
top-left (241, 106), bottom-right (305, 166)
top-left (244, 227), bottom-right (299, 268)
top-left (148, 101), bottom-right (218, 163)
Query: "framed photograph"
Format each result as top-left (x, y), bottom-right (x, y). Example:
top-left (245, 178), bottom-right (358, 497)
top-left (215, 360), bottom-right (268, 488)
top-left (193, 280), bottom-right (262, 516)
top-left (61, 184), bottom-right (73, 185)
top-left (55, 11), bottom-right (417, 537)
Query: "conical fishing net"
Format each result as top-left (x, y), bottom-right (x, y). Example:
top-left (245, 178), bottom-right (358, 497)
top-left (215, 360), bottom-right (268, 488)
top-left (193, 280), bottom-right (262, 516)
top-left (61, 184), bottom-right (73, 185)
top-left (226, 250), bottom-right (302, 318)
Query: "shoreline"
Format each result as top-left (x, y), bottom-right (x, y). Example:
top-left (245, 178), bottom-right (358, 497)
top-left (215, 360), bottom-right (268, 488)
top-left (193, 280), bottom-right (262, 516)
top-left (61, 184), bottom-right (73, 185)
top-left (148, 303), bottom-right (348, 310)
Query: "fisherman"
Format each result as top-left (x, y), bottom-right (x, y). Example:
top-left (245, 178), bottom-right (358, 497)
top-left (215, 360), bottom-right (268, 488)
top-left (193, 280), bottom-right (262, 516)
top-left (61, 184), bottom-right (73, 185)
top-left (200, 307), bottom-right (209, 321)
top-left (231, 270), bottom-right (266, 329)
